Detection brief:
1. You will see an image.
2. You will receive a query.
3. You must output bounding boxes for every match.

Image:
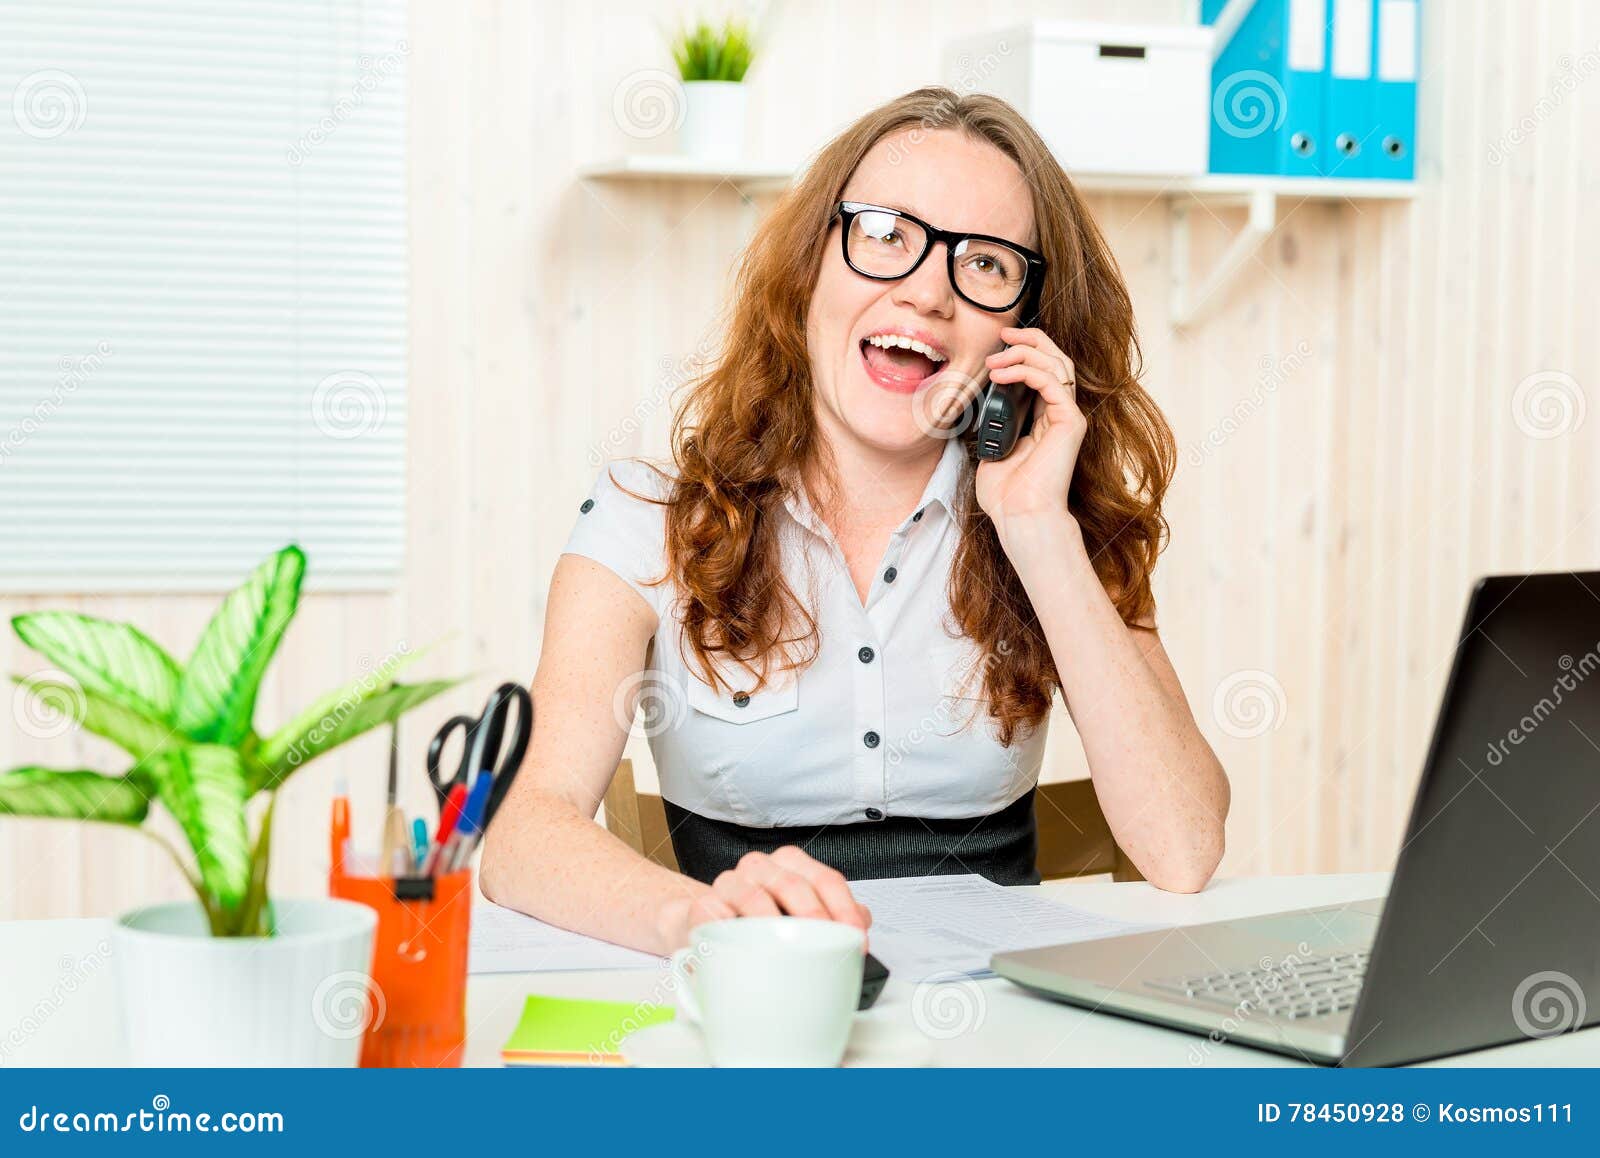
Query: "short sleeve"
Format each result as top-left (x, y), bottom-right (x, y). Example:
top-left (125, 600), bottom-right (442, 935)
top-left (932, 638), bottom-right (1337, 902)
top-left (561, 459), bottom-right (672, 618)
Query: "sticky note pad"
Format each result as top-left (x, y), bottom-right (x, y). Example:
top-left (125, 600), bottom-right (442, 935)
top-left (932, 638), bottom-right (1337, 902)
top-left (501, 993), bottom-right (675, 1067)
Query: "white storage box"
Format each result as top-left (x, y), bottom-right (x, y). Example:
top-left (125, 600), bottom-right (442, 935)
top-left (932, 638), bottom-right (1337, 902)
top-left (944, 21), bottom-right (1213, 177)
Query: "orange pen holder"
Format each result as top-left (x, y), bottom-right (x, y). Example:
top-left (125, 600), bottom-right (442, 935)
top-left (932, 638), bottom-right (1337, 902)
top-left (329, 867), bottom-right (473, 1068)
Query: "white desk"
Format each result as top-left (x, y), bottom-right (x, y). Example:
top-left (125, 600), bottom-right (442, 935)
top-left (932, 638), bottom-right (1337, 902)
top-left (5, 872), bottom-right (1598, 1067)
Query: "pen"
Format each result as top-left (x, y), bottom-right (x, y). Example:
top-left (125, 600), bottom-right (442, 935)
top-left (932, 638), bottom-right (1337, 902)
top-left (437, 773), bottom-right (492, 876)
top-left (411, 817), bottom-right (429, 869)
top-left (435, 782), bottom-right (467, 843)
top-left (380, 724), bottom-right (410, 877)
top-left (420, 782), bottom-right (468, 876)
top-left (330, 777), bottom-right (350, 877)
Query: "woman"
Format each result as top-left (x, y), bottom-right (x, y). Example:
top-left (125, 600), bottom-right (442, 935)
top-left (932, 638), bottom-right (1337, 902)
top-left (481, 86), bottom-right (1229, 955)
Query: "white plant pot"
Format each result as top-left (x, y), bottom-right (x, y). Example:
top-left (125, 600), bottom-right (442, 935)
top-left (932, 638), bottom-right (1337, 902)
top-left (679, 80), bottom-right (747, 163)
top-left (114, 898), bottom-right (377, 1067)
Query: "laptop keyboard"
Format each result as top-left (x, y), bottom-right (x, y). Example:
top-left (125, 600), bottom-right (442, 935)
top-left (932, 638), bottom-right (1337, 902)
top-left (1147, 950), bottom-right (1368, 1020)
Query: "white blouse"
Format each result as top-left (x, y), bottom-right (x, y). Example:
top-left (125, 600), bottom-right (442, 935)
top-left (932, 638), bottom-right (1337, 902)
top-left (561, 436), bottom-right (1047, 828)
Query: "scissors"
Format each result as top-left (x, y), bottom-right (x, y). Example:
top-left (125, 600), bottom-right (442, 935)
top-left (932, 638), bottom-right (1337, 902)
top-left (426, 682), bottom-right (533, 830)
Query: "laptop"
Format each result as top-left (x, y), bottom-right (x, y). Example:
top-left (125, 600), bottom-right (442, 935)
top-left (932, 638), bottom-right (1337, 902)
top-left (993, 571), bottom-right (1600, 1066)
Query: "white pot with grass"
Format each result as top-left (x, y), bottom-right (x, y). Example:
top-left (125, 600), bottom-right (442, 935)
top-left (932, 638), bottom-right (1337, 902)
top-left (670, 18), bottom-right (754, 163)
top-left (680, 80), bottom-right (747, 162)
top-left (2, 544), bottom-right (462, 1067)
top-left (115, 898), bottom-right (377, 1066)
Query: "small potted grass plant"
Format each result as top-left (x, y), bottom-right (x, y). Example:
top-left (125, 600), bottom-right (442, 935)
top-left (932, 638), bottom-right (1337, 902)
top-left (669, 16), bottom-right (755, 162)
top-left (2, 544), bottom-right (459, 1065)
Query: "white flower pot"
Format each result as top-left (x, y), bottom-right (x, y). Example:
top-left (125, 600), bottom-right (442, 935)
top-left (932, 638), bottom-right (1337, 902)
top-left (679, 80), bottom-right (747, 163)
top-left (114, 898), bottom-right (377, 1067)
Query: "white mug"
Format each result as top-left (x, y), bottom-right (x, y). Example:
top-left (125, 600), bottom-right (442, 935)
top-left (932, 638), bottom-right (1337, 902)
top-left (669, 917), bottom-right (865, 1067)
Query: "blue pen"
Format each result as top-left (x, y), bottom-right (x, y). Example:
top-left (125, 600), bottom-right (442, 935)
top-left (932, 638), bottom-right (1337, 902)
top-left (411, 817), bottom-right (429, 869)
top-left (438, 772), bottom-right (492, 874)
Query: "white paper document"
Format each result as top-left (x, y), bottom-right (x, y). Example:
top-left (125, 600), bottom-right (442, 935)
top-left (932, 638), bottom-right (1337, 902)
top-left (468, 901), bottom-right (662, 974)
top-left (851, 874), bottom-right (1162, 983)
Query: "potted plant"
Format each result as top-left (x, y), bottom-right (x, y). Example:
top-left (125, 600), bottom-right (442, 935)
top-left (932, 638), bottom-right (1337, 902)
top-left (1, 544), bottom-right (459, 1065)
top-left (669, 17), bottom-right (756, 162)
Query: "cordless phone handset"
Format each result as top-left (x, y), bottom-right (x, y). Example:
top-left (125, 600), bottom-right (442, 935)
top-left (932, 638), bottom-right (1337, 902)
top-left (972, 293), bottom-right (1042, 462)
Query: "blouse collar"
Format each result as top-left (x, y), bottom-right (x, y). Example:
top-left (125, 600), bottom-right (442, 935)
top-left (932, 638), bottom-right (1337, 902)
top-left (780, 436), bottom-right (969, 539)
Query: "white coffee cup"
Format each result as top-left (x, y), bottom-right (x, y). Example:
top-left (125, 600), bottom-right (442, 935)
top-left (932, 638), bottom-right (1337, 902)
top-left (669, 917), bottom-right (865, 1067)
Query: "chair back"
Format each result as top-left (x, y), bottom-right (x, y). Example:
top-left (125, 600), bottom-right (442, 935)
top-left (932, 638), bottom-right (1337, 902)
top-left (602, 760), bottom-right (1143, 882)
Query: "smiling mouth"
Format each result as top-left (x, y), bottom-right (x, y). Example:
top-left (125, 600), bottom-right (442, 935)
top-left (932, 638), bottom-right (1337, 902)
top-left (859, 334), bottom-right (947, 394)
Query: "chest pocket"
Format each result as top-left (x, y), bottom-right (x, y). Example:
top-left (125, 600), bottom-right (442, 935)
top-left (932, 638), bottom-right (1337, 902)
top-left (686, 676), bottom-right (799, 724)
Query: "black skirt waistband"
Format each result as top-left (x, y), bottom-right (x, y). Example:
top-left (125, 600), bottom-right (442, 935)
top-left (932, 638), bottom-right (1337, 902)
top-left (661, 789), bottom-right (1041, 887)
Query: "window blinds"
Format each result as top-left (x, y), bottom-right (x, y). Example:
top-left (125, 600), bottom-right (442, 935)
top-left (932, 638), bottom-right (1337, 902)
top-left (0, 0), bottom-right (408, 591)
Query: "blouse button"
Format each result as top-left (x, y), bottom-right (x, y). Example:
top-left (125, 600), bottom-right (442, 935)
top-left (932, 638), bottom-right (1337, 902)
top-left (863, 730), bottom-right (880, 749)
top-left (857, 646), bottom-right (875, 664)
top-left (579, 498), bottom-right (595, 513)
top-left (912, 508), bottom-right (924, 522)
top-left (864, 807), bottom-right (885, 821)
top-left (732, 691), bottom-right (750, 708)
top-left (883, 566), bottom-right (898, 583)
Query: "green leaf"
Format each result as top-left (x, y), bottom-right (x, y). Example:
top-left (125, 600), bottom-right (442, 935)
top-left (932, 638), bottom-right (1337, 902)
top-left (11, 675), bottom-right (178, 762)
top-left (668, 18), bottom-right (753, 82)
top-left (174, 545), bottom-right (306, 745)
top-left (0, 767), bottom-right (152, 824)
top-left (11, 612), bottom-right (181, 723)
top-left (250, 678), bottom-right (462, 793)
top-left (144, 745), bottom-right (250, 907)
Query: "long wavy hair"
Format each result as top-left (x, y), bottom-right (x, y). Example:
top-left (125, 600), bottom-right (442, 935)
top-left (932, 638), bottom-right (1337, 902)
top-left (635, 86), bottom-right (1175, 745)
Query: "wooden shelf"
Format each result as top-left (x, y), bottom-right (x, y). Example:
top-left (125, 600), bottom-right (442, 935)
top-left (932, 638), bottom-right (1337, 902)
top-left (1073, 171), bottom-right (1418, 201)
top-left (580, 155), bottom-right (1419, 326)
top-left (578, 155), bottom-right (794, 196)
top-left (582, 156), bottom-right (1419, 201)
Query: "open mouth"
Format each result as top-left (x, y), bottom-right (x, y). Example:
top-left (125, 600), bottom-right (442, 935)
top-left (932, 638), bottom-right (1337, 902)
top-left (859, 332), bottom-right (948, 394)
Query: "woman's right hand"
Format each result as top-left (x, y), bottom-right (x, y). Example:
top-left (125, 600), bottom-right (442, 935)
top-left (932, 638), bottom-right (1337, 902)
top-left (655, 846), bottom-right (872, 950)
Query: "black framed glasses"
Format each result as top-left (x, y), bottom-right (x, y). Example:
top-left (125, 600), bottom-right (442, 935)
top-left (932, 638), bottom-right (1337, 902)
top-left (834, 200), bottom-right (1046, 314)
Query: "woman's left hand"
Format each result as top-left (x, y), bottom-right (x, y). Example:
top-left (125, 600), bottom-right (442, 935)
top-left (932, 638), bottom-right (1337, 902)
top-left (972, 326), bottom-right (1085, 531)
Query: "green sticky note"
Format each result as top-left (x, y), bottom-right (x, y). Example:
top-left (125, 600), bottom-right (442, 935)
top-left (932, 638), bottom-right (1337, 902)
top-left (502, 993), bottom-right (676, 1063)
